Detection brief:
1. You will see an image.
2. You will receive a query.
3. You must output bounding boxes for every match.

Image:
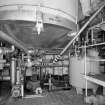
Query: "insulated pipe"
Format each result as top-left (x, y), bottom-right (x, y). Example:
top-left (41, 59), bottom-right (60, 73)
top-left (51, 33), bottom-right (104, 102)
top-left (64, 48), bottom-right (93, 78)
top-left (4, 24), bottom-right (29, 52)
top-left (60, 3), bottom-right (105, 56)
top-left (0, 31), bottom-right (28, 53)
top-left (10, 58), bottom-right (16, 86)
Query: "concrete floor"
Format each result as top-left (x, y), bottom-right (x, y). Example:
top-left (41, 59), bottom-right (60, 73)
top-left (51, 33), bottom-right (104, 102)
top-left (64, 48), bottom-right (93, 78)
top-left (3, 88), bottom-right (89, 105)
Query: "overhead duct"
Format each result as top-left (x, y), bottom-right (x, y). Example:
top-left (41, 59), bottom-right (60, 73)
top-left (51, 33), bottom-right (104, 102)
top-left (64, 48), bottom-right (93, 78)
top-left (0, 30), bottom-right (28, 53)
top-left (4, 24), bottom-right (29, 50)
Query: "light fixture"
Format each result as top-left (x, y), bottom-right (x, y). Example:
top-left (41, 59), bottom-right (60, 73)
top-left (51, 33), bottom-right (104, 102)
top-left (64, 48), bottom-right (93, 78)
top-left (34, 4), bottom-right (44, 35)
top-left (36, 17), bottom-right (44, 35)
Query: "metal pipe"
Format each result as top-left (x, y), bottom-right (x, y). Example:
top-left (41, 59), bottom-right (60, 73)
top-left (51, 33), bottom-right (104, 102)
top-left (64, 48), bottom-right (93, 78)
top-left (21, 84), bottom-right (24, 97)
top-left (4, 24), bottom-right (29, 52)
top-left (0, 46), bottom-right (15, 54)
top-left (60, 3), bottom-right (105, 56)
top-left (79, 42), bottom-right (105, 49)
top-left (91, 29), bottom-right (94, 44)
top-left (0, 30), bottom-right (28, 53)
top-left (88, 21), bottom-right (105, 30)
top-left (68, 50), bottom-right (71, 85)
top-left (16, 70), bottom-right (20, 84)
top-left (0, 76), bottom-right (10, 80)
top-left (84, 42), bottom-right (87, 96)
top-left (10, 58), bottom-right (16, 86)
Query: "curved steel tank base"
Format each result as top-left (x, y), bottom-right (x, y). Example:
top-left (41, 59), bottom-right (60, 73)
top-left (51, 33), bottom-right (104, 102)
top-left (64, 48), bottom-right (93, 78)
top-left (0, 5), bottom-right (76, 31)
top-left (0, 0), bottom-right (77, 48)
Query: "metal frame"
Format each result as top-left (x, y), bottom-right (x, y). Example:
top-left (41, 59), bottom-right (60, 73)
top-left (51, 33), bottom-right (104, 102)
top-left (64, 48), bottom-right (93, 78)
top-left (88, 21), bottom-right (105, 30)
top-left (84, 75), bottom-right (105, 87)
top-left (84, 42), bottom-right (87, 96)
top-left (84, 45), bottom-right (105, 96)
top-left (60, 2), bottom-right (105, 56)
top-left (83, 26), bottom-right (105, 97)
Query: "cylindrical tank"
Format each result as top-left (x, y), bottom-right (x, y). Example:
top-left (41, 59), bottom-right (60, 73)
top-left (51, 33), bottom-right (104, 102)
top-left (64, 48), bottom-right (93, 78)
top-left (0, 0), bottom-right (77, 31)
top-left (70, 50), bottom-right (100, 94)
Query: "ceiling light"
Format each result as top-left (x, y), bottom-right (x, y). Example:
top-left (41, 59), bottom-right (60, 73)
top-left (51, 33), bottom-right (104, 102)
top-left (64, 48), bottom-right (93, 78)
top-left (35, 5), bottom-right (44, 35)
top-left (36, 19), bottom-right (43, 35)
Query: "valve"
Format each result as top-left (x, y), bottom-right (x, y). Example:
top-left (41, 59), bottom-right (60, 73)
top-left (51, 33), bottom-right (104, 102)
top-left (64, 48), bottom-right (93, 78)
top-left (53, 55), bottom-right (62, 63)
top-left (11, 85), bottom-right (21, 97)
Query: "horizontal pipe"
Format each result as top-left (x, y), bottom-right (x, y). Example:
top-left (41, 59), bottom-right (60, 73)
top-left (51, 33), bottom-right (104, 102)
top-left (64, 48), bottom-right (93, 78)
top-left (84, 75), bottom-right (105, 87)
top-left (0, 30), bottom-right (28, 53)
top-left (4, 24), bottom-right (29, 51)
top-left (0, 76), bottom-right (10, 80)
top-left (60, 3), bottom-right (105, 56)
top-left (88, 21), bottom-right (105, 30)
top-left (79, 42), bottom-right (105, 48)
top-left (87, 59), bottom-right (105, 62)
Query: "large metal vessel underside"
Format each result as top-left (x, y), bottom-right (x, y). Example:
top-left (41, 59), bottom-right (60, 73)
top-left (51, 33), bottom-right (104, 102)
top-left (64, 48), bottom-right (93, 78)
top-left (0, 0), bottom-right (77, 49)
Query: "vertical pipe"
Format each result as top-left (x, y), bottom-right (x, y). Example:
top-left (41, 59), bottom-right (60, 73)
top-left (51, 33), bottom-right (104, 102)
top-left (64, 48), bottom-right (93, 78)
top-left (49, 74), bottom-right (52, 91)
top-left (84, 42), bottom-right (87, 96)
top-left (68, 50), bottom-right (71, 85)
top-left (17, 70), bottom-right (20, 84)
top-left (21, 84), bottom-right (24, 97)
top-left (86, 30), bottom-right (89, 43)
top-left (10, 58), bottom-right (16, 86)
top-left (40, 67), bottom-right (43, 80)
top-left (75, 0), bottom-right (78, 24)
top-left (91, 29), bottom-right (94, 44)
top-left (20, 64), bottom-right (24, 97)
top-left (53, 55), bottom-right (54, 75)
